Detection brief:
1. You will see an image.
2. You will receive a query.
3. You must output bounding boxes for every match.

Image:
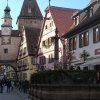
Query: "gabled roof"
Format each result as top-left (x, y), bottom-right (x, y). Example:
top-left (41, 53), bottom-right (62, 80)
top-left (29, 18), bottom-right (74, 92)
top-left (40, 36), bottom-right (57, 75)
top-left (18, 0), bottom-right (42, 19)
top-left (45, 6), bottom-right (79, 37)
top-left (24, 27), bottom-right (41, 56)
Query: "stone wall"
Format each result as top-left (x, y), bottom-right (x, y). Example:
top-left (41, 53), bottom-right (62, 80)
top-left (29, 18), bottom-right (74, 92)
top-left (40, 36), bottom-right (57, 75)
top-left (29, 84), bottom-right (100, 100)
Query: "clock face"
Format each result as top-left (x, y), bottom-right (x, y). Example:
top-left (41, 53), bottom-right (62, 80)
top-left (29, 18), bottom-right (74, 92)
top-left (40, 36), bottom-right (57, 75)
top-left (2, 36), bottom-right (11, 45)
top-left (2, 27), bottom-right (11, 35)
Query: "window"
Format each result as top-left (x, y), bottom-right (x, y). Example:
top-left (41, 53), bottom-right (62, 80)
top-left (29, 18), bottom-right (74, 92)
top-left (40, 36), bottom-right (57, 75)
top-left (69, 38), bottom-right (73, 51)
top-left (85, 7), bottom-right (93, 18)
top-left (84, 31), bottom-right (89, 46)
top-left (50, 23), bottom-right (52, 27)
top-left (45, 25), bottom-right (47, 29)
top-left (93, 27), bottom-right (100, 43)
top-left (23, 47), bottom-right (26, 55)
top-left (39, 56), bottom-right (46, 64)
top-left (48, 54), bottom-right (54, 63)
top-left (79, 31), bottom-right (89, 48)
top-left (73, 37), bottom-right (77, 50)
top-left (74, 16), bottom-right (79, 25)
top-left (4, 48), bottom-right (8, 54)
top-left (19, 50), bottom-right (22, 56)
top-left (79, 33), bottom-right (84, 48)
top-left (69, 36), bottom-right (77, 51)
top-left (4, 20), bottom-right (7, 22)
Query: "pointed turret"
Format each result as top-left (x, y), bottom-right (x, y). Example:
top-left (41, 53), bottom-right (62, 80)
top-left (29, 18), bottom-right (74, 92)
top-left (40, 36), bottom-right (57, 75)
top-left (19, 0), bottom-right (42, 18)
top-left (17, 0), bottom-right (43, 31)
top-left (1, 4), bottom-right (12, 27)
top-left (3, 5), bottom-right (11, 18)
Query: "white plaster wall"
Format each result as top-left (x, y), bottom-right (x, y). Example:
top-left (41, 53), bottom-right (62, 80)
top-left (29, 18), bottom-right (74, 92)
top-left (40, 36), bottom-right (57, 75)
top-left (70, 24), bottom-right (100, 69)
top-left (38, 11), bottom-right (64, 70)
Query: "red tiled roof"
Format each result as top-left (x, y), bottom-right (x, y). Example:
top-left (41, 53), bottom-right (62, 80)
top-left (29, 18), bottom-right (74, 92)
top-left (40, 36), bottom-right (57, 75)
top-left (45, 6), bottom-right (79, 37)
top-left (25, 27), bottom-right (41, 55)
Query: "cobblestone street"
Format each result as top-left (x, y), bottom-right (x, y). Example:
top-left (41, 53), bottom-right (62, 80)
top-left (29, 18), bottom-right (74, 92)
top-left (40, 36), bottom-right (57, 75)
top-left (0, 87), bottom-right (28, 100)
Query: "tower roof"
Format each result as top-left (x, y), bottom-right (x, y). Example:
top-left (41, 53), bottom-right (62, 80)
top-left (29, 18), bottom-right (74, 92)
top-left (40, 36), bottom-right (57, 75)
top-left (2, 5), bottom-right (11, 18)
top-left (18, 0), bottom-right (42, 18)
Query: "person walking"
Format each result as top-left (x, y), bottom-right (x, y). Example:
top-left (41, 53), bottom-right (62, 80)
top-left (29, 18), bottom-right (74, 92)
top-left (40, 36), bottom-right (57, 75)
top-left (0, 80), bottom-right (3, 93)
top-left (6, 80), bottom-right (11, 93)
top-left (11, 81), bottom-right (14, 91)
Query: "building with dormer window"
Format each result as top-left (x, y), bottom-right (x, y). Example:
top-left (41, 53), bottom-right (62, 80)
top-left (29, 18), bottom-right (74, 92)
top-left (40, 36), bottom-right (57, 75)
top-left (64, 0), bottom-right (100, 73)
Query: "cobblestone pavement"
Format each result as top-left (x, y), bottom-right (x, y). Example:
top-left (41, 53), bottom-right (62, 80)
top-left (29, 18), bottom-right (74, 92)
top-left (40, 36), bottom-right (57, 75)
top-left (0, 86), bottom-right (28, 100)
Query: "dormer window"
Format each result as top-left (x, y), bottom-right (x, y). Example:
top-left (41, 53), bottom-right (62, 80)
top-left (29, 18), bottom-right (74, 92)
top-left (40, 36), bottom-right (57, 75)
top-left (85, 7), bottom-right (93, 18)
top-left (90, 7), bottom-right (93, 17)
top-left (74, 16), bottom-right (79, 26)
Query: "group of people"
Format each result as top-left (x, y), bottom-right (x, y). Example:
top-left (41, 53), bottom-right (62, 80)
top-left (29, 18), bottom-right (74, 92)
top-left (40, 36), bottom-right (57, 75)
top-left (0, 79), bottom-right (14, 93)
top-left (18, 80), bottom-right (29, 93)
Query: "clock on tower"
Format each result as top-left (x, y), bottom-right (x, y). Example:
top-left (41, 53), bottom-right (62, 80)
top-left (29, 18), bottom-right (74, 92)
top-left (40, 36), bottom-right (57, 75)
top-left (2, 27), bottom-right (11, 35)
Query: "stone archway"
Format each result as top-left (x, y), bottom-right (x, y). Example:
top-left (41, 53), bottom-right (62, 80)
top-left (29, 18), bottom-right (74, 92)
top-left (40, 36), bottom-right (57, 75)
top-left (0, 63), bottom-right (18, 81)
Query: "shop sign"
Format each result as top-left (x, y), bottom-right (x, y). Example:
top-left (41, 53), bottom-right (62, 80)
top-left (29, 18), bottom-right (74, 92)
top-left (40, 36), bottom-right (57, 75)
top-left (95, 48), bottom-right (100, 55)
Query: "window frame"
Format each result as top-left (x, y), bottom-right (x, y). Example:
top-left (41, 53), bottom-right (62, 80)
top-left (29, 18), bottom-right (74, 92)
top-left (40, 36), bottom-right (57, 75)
top-left (69, 36), bottom-right (77, 51)
top-left (93, 26), bottom-right (100, 43)
top-left (79, 31), bottom-right (89, 48)
top-left (4, 48), bottom-right (8, 54)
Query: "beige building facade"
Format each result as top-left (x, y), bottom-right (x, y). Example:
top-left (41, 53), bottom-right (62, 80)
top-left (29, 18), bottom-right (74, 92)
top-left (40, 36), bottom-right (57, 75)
top-left (17, 0), bottom-right (43, 80)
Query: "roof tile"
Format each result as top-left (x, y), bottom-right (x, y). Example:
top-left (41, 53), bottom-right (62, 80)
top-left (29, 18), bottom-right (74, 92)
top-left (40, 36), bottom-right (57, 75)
top-left (25, 27), bottom-right (41, 55)
top-left (46, 6), bottom-right (79, 36)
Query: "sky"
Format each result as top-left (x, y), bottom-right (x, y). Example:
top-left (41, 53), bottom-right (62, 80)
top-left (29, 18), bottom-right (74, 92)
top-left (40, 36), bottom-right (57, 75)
top-left (0, 0), bottom-right (91, 29)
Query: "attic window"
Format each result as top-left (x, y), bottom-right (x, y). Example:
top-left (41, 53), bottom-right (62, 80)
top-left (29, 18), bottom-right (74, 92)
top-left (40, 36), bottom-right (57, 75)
top-left (74, 16), bottom-right (79, 25)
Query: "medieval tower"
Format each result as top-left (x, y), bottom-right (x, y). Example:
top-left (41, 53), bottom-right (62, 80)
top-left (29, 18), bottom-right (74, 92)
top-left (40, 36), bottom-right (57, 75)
top-left (17, 0), bottom-right (43, 80)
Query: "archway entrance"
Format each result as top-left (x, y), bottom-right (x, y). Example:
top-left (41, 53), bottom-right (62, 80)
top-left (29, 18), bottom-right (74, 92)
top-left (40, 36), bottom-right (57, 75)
top-left (0, 64), bottom-right (18, 81)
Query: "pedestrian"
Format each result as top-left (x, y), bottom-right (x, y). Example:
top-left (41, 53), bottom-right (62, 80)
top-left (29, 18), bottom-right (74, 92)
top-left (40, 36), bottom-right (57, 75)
top-left (0, 80), bottom-right (3, 93)
top-left (6, 80), bottom-right (11, 93)
top-left (11, 81), bottom-right (14, 91)
top-left (26, 96), bottom-right (31, 100)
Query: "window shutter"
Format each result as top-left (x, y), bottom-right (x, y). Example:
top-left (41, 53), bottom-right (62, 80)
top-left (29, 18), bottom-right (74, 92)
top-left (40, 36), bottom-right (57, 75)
top-left (93, 28), bottom-right (96, 43)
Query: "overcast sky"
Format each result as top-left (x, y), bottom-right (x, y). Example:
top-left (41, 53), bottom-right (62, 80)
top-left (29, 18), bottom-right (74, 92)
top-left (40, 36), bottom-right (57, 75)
top-left (0, 0), bottom-right (91, 29)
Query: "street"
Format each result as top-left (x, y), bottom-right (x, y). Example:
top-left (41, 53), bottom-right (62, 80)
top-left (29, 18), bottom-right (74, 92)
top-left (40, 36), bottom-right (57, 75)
top-left (0, 87), bottom-right (28, 100)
